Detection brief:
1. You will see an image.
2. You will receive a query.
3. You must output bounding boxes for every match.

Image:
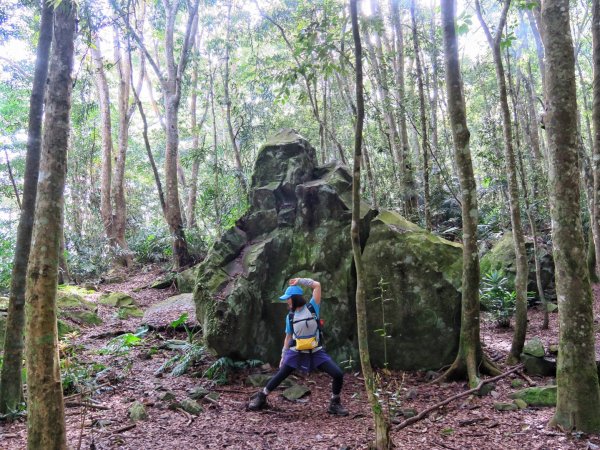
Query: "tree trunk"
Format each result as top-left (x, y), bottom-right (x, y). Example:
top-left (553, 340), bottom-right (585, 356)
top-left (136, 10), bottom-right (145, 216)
top-left (351, 2), bottom-right (392, 447)
top-left (439, 0), bottom-right (499, 387)
top-left (91, 37), bottom-right (116, 253)
top-left (592, 0), bottom-right (600, 281)
top-left (117, 0), bottom-right (199, 268)
top-left (223, 1), bottom-right (247, 195)
top-left (112, 27), bottom-right (133, 267)
top-left (543, 0), bottom-right (600, 432)
top-left (25, 3), bottom-right (75, 447)
top-left (390, 0), bottom-right (418, 217)
top-left (0, 0), bottom-right (53, 414)
top-left (410, 0), bottom-right (431, 230)
top-left (475, 0), bottom-right (528, 365)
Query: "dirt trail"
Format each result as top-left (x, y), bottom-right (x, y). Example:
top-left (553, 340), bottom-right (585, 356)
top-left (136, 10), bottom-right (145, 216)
top-left (1, 269), bottom-right (599, 449)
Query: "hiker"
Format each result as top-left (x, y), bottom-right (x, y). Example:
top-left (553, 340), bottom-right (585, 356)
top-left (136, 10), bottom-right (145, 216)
top-left (248, 277), bottom-right (349, 416)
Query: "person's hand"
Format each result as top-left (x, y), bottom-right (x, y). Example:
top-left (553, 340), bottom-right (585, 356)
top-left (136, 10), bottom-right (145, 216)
top-left (279, 357), bottom-right (284, 368)
top-left (289, 278), bottom-right (299, 286)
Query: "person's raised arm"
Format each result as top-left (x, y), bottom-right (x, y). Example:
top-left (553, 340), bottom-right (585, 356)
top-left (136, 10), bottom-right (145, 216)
top-left (289, 277), bottom-right (321, 305)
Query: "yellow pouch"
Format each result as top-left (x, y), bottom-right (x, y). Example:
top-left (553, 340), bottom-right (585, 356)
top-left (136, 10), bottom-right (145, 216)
top-left (295, 337), bottom-right (318, 351)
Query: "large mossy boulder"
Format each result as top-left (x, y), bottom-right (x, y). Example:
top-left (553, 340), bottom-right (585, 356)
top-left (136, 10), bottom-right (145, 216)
top-left (194, 129), bottom-right (462, 370)
top-left (362, 210), bottom-right (462, 369)
top-left (480, 232), bottom-right (555, 300)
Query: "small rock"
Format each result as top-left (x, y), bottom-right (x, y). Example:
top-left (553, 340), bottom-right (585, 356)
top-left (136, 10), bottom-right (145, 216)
top-left (548, 344), bottom-right (559, 354)
top-left (510, 385), bottom-right (557, 407)
top-left (494, 402), bottom-right (517, 411)
top-left (399, 408), bottom-right (417, 418)
top-left (160, 391), bottom-right (176, 402)
top-left (511, 379), bottom-right (524, 388)
top-left (180, 398), bottom-right (203, 415)
top-left (283, 384), bottom-right (311, 401)
top-left (204, 392), bottom-right (220, 402)
top-left (405, 388), bottom-right (418, 400)
top-left (477, 383), bottom-right (495, 397)
top-left (99, 292), bottom-right (135, 307)
top-left (513, 399), bottom-right (528, 409)
top-left (128, 401), bottom-right (148, 421)
top-left (246, 373), bottom-right (272, 387)
top-left (521, 354), bottom-right (556, 377)
top-left (490, 390), bottom-right (500, 399)
top-left (425, 371), bottom-right (438, 381)
top-left (523, 337), bottom-right (545, 358)
top-left (546, 303), bottom-right (558, 313)
top-left (188, 386), bottom-right (209, 400)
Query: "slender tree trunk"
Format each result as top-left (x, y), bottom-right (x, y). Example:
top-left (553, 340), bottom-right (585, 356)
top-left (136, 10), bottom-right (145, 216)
top-left (0, 0), bottom-right (53, 414)
top-left (475, 0), bottom-right (528, 365)
top-left (91, 38), bottom-right (116, 252)
top-left (25, 3), bottom-right (75, 447)
top-left (351, 2), bottom-right (391, 447)
top-left (390, 0), bottom-right (418, 217)
top-left (209, 62), bottom-right (222, 236)
top-left (542, 0), bottom-right (600, 432)
top-left (439, 0), bottom-right (499, 387)
top-left (112, 27), bottom-right (133, 267)
top-left (117, 0), bottom-right (199, 268)
top-left (223, 1), bottom-right (247, 194)
top-left (592, 0), bottom-right (600, 280)
top-left (411, 0), bottom-right (431, 230)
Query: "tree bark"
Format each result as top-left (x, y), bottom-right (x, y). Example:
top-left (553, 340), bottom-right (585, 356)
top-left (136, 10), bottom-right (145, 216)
top-left (117, 0), bottom-right (199, 268)
top-left (91, 37), bottom-right (116, 254)
top-left (410, 0), bottom-right (431, 230)
top-left (112, 26), bottom-right (134, 267)
top-left (543, 0), bottom-right (600, 432)
top-left (390, 0), bottom-right (418, 217)
top-left (475, 0), bottom-right (528, 365)
top-left (0, 0), bottom-right (53, 415)
top-left (25, 2), bottom-right (75, 447)
top-left (223, 1), bottom-right (247, 195)
top-left (351, 2), bottom-right (392, 447)
top-left (592, 0), bottom-right (600, 281)
top-left (439, 0), bottom-right (499, 387)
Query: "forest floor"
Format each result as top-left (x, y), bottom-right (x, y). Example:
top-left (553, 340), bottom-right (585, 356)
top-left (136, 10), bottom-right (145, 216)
top-left (2, 268), bottom-right (600, 449)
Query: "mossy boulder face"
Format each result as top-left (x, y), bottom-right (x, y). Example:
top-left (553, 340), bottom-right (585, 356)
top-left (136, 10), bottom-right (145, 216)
top-left (99, 292), bottom-right (135, 307)
top-left (480, 232), bottom-right (555, 300)
top-left (362, 210), bottom-right (462, 370)
top-left (57, 291), bottom-right (102, 326)
top-left (176, 267), bottom-right (198, 294)
top-left (194, 129), bottom-right (462, 369)
top-left (510, 386), bottom-right (557, 406)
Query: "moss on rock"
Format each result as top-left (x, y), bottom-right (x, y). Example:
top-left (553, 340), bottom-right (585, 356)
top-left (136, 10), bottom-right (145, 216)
top-left (194, 130), bottom-right (463, 370)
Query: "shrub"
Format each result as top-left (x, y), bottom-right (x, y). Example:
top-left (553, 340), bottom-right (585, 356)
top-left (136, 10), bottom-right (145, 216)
top-left (480, 270), bottom-right (515, 327)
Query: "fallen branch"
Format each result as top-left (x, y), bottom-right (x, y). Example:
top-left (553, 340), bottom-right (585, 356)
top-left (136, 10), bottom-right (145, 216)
top-left (434, 440), bottom-right (458, 450)
top-left (113, 424), bottom-right (136, 434)
top-left (458, 417), bottom-right (488, 427)
top-left (395, 364), bottom-right (523, 430)
top-left (517, 370), bottom-right (535, 386)
top-left (65, 402), bottom-right (110, 410)
top-left (177, 407), bottom-right (194, 426)
top-left (64, 382), bottom-right (112, 401)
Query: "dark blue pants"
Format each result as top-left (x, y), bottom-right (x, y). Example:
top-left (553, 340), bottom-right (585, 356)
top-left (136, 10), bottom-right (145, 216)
top-left (265, 359), bottom-right (344, 395)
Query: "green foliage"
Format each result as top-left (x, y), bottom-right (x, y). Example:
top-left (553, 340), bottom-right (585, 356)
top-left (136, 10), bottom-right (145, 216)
top-left (480, 270), bottom-right (516, 327)
top-left (127, 225), bottom-right (172, 264)
top-left (156, 341), bottom-right (206, 377)
top-left (203, 357), bottom-right (263, 385)
top-left (0, 219), bottom-right (16, 294)
top-left (99, 330), bottom-right (145, 355)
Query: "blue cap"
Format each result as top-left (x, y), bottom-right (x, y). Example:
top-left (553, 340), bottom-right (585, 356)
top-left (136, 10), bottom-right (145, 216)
top-left (279, 285), bottom-right (303, 300)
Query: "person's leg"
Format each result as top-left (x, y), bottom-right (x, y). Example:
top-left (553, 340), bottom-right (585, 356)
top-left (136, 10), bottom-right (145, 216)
top-left (317, 359), bottom-right (344, 395)
top-left (264, 364), bottom-right (295, 393)
top-left (248, 364), bottom-right (294, 410)
top-left (317, 360), bottom-right (348, 416)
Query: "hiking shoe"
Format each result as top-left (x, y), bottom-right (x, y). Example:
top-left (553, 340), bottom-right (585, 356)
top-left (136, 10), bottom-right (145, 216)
top-left (248, 391), bottom-right (267, 411)
top-left (328, 397), bottom-right (349, 416)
